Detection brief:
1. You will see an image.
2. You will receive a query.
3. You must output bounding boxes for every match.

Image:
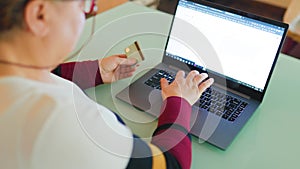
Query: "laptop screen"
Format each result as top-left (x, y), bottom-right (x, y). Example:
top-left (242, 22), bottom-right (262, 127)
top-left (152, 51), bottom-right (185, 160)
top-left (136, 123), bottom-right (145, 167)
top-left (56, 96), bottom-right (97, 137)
top-left (165, 0), bottom-right (287, 92)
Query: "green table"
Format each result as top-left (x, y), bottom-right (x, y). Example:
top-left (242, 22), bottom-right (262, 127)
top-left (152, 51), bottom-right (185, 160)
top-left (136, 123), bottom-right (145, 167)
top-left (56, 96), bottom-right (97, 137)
top-left (77, 2), bottom-right (300, 169)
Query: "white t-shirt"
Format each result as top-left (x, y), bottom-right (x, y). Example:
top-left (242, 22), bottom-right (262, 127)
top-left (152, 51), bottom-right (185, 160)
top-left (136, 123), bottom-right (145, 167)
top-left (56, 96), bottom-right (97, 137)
top-left (0, 74), bottom-right (133, 169)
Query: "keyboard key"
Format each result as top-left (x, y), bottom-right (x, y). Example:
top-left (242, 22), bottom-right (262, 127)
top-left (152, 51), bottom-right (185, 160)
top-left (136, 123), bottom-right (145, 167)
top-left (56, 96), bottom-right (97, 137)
top-left (228, 103), bottom-right (237, 109)
top-left (222, 114), bottom-right (230, 119)
top-left (240, 102), bottom-right (248, 108)
top-left (232, 114), bottom-right (239, 118)
top-left (228, 117), bottom-right (236, 122)
top-left (216, 111), bottom-right (223, 116)
top-left (223, 110), bottom-right (231, 115)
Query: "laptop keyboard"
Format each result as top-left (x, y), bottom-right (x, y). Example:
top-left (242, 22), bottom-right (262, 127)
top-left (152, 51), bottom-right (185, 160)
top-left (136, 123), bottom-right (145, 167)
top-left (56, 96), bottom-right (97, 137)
top-left (144, 70), bottom-right (175, 90)
top-left (199, 88), bottom-right (248, 122)
top-left (144, 70), bottom-right (248, 122)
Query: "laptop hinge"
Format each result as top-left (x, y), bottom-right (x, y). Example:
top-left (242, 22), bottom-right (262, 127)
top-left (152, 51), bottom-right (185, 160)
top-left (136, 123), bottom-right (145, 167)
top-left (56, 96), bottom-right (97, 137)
top-left (213, 83), bottom-right (251, 99)
top-left (168, 65), bottom-right (191, 73)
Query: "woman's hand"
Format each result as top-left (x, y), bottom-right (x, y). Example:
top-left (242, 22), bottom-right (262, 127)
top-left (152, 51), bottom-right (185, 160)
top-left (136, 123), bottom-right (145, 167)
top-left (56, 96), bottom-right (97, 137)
top-left (99, 54), bottom-right (138, 83)
top-left (160, 70), bottom-right (214, 105)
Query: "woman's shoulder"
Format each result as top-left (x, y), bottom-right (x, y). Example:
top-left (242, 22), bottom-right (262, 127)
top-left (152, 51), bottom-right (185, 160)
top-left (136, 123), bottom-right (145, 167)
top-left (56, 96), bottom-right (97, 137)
top-left (0, 75), bottom-right (86, 115)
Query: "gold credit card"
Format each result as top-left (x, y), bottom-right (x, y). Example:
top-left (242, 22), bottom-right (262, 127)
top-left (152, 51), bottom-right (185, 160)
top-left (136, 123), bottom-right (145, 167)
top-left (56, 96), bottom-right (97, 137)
top-left (125, 41), bottom-right (145, 63)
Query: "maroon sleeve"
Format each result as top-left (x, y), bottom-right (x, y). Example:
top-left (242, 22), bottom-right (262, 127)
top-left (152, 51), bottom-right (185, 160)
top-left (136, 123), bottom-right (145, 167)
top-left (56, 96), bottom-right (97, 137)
top-left (52, 60), bottom-right (103, 89)
top-left (151, 96), bottom-right (192, 169)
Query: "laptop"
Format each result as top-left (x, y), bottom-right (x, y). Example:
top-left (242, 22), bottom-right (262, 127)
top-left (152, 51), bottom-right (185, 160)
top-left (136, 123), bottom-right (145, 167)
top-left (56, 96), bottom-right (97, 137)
top-left (116, 0), bottom-right (288, 150)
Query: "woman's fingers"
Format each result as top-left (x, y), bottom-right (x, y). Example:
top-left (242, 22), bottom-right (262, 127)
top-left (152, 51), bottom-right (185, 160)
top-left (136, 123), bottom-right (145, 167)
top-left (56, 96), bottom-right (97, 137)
top-left (175, 70), bottom-right (185, 81)
top-left (198, 78), bottom-right (214, 93)
top-left (194, 73), bottom-right (208, 86)
top-left (186, 70), bottom-right (199, 87)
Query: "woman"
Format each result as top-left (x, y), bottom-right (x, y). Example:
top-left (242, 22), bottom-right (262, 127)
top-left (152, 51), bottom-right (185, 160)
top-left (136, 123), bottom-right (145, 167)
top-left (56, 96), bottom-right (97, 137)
top-left (0, 0), bottom-right (214, 169)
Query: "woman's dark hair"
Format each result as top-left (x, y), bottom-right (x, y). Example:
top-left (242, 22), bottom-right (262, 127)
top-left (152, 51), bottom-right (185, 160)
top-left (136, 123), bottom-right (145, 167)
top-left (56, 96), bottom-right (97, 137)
top-left (0, 0), bottom-right (29, 33)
